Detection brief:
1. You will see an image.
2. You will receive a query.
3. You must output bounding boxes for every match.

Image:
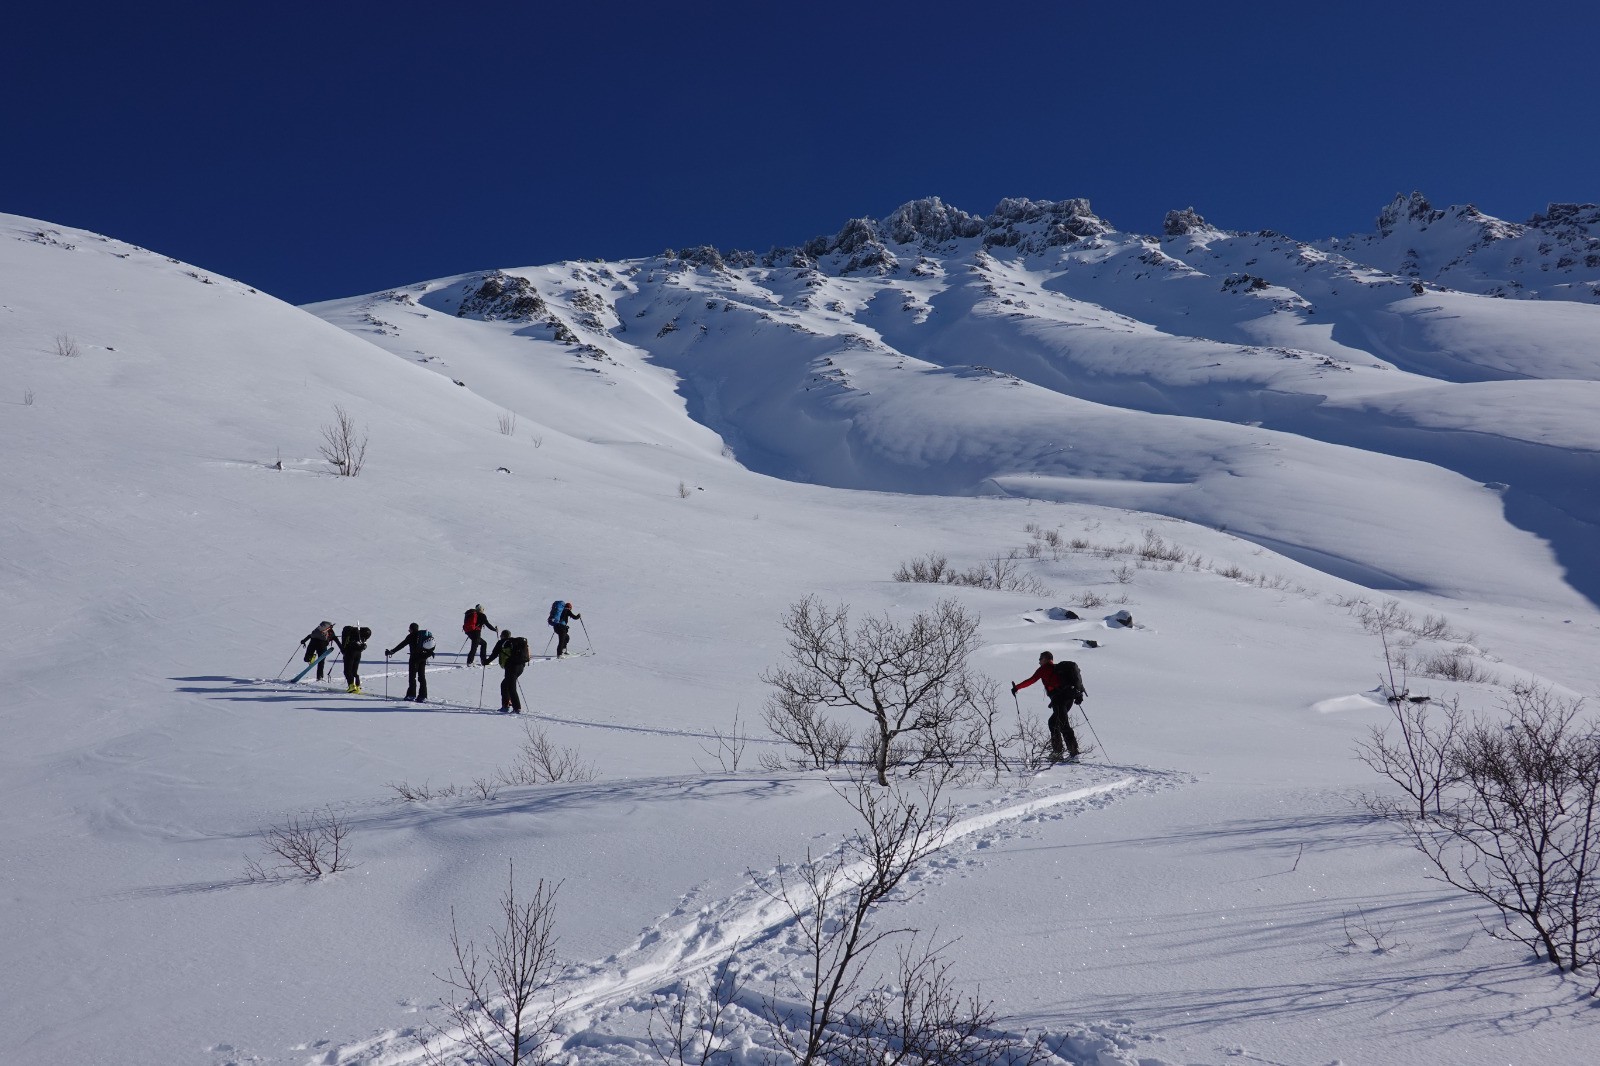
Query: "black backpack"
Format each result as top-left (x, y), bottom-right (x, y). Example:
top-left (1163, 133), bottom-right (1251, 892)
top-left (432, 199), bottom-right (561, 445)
top-left (1058, 660), bottom-right (1085, 701)
top-left (509, 635), bottom-right (530, 668)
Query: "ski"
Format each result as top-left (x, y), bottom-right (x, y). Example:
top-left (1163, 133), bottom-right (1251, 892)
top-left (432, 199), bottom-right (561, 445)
top-left (288, 647), bottom-right (335, 683)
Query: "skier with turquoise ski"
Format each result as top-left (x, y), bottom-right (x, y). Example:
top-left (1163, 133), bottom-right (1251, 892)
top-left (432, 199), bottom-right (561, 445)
top-left (298, 621), bottom-right (337, 681)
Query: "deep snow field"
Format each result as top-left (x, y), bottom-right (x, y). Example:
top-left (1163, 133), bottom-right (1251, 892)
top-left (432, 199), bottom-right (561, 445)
top-left (3, 202), bottom-right (1599, 1066)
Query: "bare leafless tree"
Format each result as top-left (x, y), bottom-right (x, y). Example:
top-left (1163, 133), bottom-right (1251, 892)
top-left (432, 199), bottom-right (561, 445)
top-left (54, 334), bottom-right (80, 358)
top-left (426, 865), bottom-right (565, 1066)
top-left (1395, 686), bottom-right (1600, 978)
top-left (762, 597), bottom-right (996, 785)
top-left (650, 775), bottom-right (1045, 1066)
top-left (246, 807), bottom-right (357, 882)
top-left (697, 710), bottom-right (753, 773)
top-left (762, 690), bottom-right (853, 770)
top-left (755, 776), bottom-right (952, 1065)
top-left (833, 940), bottom-right (1046, 1066)
top-left (647, 966), bottom-right (744, 1066)
top-left (1356, 696), bottom-right (1463, 819)
top-left (319, 403), bottom-right (369, 477)
top-left (496, 722), bottom-right (595, 786)
top-left (498, 410), bottom-right (518, 436)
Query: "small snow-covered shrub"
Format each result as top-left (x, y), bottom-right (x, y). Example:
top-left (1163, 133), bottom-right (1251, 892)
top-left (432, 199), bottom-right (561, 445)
top-left (497, 722), bottom-right (595, 786)
top-left (318, 404), bottom-right (368, 477)
top-left (1415, 653), bottom-right (1498, 684)
top-left (247, 807), bottom-right (356, 882)
top-left (893, 551), bottom-right (1049, 596)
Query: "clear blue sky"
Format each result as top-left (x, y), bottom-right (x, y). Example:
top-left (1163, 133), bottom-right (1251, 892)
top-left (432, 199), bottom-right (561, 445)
top-left (6, 1), bottom-right (1594, 304)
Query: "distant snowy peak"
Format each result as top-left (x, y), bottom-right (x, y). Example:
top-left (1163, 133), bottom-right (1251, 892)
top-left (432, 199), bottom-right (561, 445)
top-left (1162, 207), bottom-right (1223, 239)
top-left (663, 196), bottom-right (1118, 278)
top-left (1374, 190), bottom-right (1521, 241)
top-left (796, 195), bottom-right (1114, 273)
top-left (1328, 192), bottom-right (1600, 302)
top-left (651, 192), bottom-right (1598, 304)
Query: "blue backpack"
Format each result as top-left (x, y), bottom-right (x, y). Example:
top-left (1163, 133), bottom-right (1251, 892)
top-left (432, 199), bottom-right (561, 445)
top-left (548, 600), bottom-right (566, 626)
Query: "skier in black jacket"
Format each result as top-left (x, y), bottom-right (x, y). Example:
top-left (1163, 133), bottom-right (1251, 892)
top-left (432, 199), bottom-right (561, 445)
top-left (337, 625), bottom-right (372, 693)
top-left (1012, 651), bottom-right (1086, 761)
top-left (299, 621), bottom-right (337, 681)
top-left (484, 629), bottom-right (530, 713)
top-left (385, 623), bottom-right (435, 701)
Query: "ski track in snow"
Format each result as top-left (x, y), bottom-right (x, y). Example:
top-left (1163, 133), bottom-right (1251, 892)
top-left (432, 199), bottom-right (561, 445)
top-left (236, 669), bottom-right (779, 745)
top-left (311, 771), bottom-right (1165, 1066)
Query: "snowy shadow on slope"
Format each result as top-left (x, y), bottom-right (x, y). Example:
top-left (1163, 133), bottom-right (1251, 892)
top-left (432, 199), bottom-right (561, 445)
top-left (172, 675), bottom-right (493, 714)
top-left (172, 676), bottom-right (792, 744)
top-left (1009, 809), bottom-right (1397, 864)
top-left (1045, 956), bottom-right (1598, 1040)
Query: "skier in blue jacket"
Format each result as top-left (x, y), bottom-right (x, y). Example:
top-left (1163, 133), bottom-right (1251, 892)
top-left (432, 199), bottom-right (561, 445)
top-left (548, 601), bottom-right (582, 658)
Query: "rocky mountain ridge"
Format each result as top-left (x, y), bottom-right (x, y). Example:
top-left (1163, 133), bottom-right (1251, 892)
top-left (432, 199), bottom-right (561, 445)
top-left (657, 192), bottom-right (1599, 305)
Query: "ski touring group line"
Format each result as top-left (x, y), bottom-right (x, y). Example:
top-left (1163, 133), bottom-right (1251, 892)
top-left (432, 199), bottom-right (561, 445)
top-left (289, 601), bottom-right (584, 713)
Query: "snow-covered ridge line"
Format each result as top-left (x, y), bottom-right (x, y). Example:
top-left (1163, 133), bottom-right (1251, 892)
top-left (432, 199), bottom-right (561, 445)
top-left (644, 192), bottom-right (1599, 304)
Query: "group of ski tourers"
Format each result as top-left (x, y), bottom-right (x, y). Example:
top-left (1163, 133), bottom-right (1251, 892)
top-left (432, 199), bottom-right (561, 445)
top-left (296, 601), bottom-right (583, 713)
top-left (298, 605), bottom-right (1091, 760)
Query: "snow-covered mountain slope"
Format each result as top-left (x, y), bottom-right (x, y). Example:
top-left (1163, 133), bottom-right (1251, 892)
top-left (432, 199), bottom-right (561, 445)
top-left (5, 208), bottom-right (1600, 1066)
top-left (313, 194), bottom-right (1600, 611)
top-left (1321, 192), bottom-right (1600, 303)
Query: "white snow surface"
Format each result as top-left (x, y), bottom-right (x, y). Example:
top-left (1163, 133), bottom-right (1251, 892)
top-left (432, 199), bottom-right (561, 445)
top-left (3, 200), bottom-right (1599, 1066)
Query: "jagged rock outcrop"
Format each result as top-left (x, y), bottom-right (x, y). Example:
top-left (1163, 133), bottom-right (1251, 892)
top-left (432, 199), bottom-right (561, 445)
top-left (776, 196), bottom-right (1112, 272)
top-left (457, 271), bottom-right (548, 321)
top-left (883, 197), bottom-right (986, 244)
top-left (1376, 192), bottom-right (1446, 236)
top-left (674, 245), bottom-right (728, 271)
top-left (1376, 192), bottom-right (1520, 243)
top-left (983, 197), bottom-right (1110, 251)
top-left (1163, 207), bottom-right (1210, 237)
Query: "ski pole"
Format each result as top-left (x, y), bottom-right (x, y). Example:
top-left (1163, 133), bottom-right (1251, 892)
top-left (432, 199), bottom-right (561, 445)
top-left (543, 632), bottom-right (554, 656)
top-left (517, 680), bottom-right (529, 714)
top-left (479, 664), bottom-right (486, 709)
top-left (275, 645), bottom-right (300, 680)
top-left (579, 617), bottom-right (593, 653)
top-left (458, 637), bottom-right (469, 660)
top-left (1076, 702), bottom-right (1107, 762)
top-left (384, 656), bottom-right (390, 700)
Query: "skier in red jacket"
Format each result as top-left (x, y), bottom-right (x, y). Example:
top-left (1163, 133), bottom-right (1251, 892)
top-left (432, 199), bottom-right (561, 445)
top-left (1013, 651), bottom-right (1086, 762)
